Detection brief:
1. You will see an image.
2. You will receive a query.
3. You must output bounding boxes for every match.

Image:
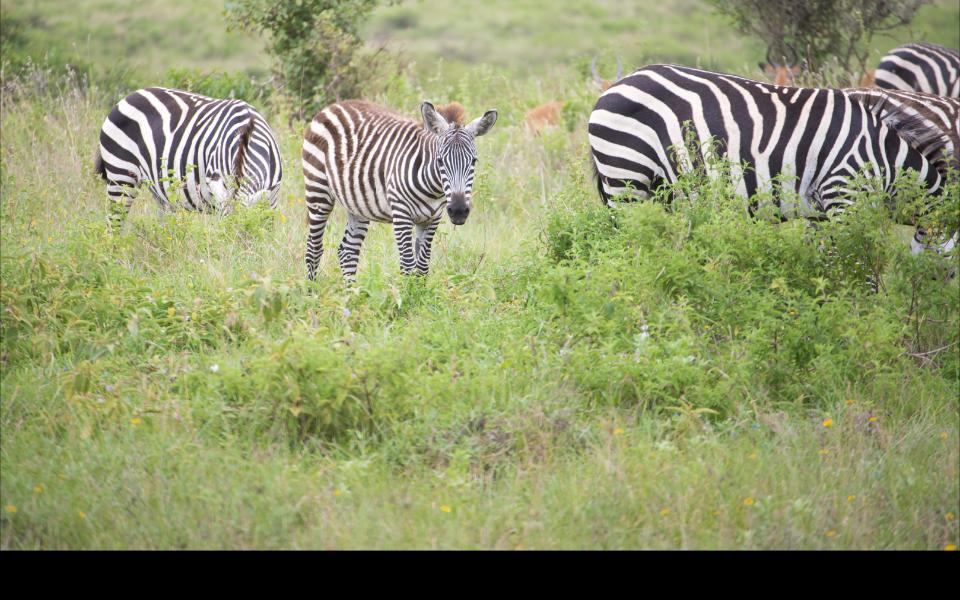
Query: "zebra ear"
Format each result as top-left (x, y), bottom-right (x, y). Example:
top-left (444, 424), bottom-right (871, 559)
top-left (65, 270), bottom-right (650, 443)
top-left (465, 109), bottom-right (498, 137)
top-left (421, 101), bottom-right (450, 135)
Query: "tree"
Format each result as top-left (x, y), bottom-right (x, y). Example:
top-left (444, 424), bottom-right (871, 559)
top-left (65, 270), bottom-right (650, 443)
top-left (225, 0), bottom-right (381, 121)
top-left (707, 0), bottom-right (931, 76)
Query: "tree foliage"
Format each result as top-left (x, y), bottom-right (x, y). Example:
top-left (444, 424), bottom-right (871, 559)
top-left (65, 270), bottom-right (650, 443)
top-left (707, 0), bottom-right (931, 75)
top-left (225, 0), bottom-right (381, 121)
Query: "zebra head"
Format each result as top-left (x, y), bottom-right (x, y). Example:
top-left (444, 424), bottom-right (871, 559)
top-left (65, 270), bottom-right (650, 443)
top-left (208, 107), bottom-right (283, 211)
top-left (760, 44), bottom-right (805, 86)
top-left (421, 101), bottom-right (498, 225)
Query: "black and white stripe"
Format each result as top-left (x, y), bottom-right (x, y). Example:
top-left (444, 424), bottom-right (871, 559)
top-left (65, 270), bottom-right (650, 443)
top-left (874, 42), bottom-right (960, 98)
top-left (588, 64), bottom-right (950, 253)
top-left (848, 87), bottom-right (959, 172)
top-left (96, 87), bottom-right (283, 227)
top-left (301, 100), bottom-right (497, 280)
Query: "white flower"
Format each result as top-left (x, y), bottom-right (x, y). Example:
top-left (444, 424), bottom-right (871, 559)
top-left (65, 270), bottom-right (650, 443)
top-left (209, 364), bottom-right (220, 373)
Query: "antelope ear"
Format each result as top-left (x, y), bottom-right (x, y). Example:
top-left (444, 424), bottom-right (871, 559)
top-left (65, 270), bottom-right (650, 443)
top-left (760, 62), bottom-right (775, 76)
top-left (421, 101), bottom-right (450, 135)
top-left (466, 109), bottom-right (498, 137)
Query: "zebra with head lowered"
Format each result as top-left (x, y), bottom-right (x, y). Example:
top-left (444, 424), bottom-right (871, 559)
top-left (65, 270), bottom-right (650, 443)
top-left (588, 64), bottom-right (954, 256)
top-left (96, 87), bottom-right (283, 228)
top-left (302, 100), bottom-right (498, 280)
top-left (871, 42), bottom-right (959, 98)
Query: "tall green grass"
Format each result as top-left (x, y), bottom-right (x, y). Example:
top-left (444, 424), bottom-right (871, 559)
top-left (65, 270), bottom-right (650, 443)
top-left (1, 60), bottom-right (958, 548)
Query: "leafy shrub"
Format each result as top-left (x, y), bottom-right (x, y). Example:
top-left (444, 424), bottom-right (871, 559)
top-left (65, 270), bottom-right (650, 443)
top-left (225, 0), bottom-right (383, 121)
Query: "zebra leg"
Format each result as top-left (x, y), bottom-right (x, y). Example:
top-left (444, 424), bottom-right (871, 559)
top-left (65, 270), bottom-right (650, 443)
top-left (414, 217), bottom-right (442, 275)
top-left (305, 194), bottom-right (335, 281)
top-left (391, 203), bottom-right (418, 275)
top-left (105, 178), bottom-right (138, 231)
top-left (338, 213), bottom-right (370, 282)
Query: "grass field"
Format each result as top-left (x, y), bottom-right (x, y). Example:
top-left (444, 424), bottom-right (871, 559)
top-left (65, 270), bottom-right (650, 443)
top-left (1, 1), bottom-right (959, 549)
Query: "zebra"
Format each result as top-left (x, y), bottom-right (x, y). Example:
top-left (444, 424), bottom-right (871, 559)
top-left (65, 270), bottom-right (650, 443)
top-left (95, 87), bottom-right (283, 228)
top-left (301, 100), bottom-right (498, 280)
top-left (587, 64), bottom-right (953, 256)
top-left (871, 42), bottom-right (960, 98)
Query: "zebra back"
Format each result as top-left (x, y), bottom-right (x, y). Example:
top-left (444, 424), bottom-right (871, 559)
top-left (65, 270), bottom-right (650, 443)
top-left (874, 42), bottom-right (960, 98)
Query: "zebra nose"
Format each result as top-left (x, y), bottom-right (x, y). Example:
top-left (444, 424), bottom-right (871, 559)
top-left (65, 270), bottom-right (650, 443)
top-left (448, 194), bottom-right (469, 225)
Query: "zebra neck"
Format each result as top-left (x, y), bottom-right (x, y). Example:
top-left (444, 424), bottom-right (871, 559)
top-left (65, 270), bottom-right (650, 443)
top-left (423, 134), bottom-right (444, 198)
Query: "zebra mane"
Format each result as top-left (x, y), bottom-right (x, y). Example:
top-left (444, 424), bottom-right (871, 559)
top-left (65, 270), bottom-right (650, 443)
top-left (436, 102), bottom-right (466, 126)
top-left (853, 90), bottom-right (953, 170)
top-left (232, 111), bottom-right (257, 187)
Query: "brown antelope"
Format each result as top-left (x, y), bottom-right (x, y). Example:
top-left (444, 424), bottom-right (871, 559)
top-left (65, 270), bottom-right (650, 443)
top-left (759, 45), bottom-right (804, 86)
top-left (591, 56), bottom-right (624, 91)
top-left (523, 100), bottom-right (564, 135)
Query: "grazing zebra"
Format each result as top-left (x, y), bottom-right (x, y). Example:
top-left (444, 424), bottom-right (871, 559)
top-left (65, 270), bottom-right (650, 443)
top-left (95, 87), bottom-right (283, 228)
top-left (301, 100), bottom-right (498, 280)
top-left (872, 42), bottom-right (960, 98)
top-left (588, 64), bottom-right (952, 255)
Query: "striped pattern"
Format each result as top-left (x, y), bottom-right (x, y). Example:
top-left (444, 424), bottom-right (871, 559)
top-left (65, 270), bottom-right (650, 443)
top-left (301, 100), bottom-right (497, 280)
top-left (588, 64), bottom-right (948, 253)
top-left (874, 42), bottom-right (960, 98)
top-left (848, 87), bottom-right (960, 172)
top-left (96, 87), bottom-right (282, 227)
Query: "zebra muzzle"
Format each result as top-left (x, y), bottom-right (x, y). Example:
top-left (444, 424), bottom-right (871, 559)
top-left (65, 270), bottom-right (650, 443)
top-left (447, 193), bottom-right (470, 225)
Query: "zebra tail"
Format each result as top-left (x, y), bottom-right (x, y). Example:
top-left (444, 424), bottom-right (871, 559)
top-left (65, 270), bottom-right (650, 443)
top-left (590, 156), bottom-right (606, 204)
top-left (93, 148), bottom-right (107, 181)
top-left (232, 111), bottom-right (257, 185)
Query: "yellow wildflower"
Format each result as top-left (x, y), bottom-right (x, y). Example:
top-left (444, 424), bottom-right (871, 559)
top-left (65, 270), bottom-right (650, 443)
top-left (946, 512), bottom-right (955, 521)
top-left (4, 504), bottom-right (16, 514)
top-left (818, 449), bottom-right (829, 455)
top-left (747, 452), bottom-right (758, 460)
top-left (743, 497), bottom-right (755, 506)
top-left (845, 399), bottom-right (855, 406)
top-left (332, 489), bottom-right (342, 497)
top-left (77, 511), bottom-right (87, 520)
top-left (660, 508), bottom-right (670, 517)
top-left (33, 484), bottom-right (44, 494)
top-left (440, 505), bottom-right (452, 513)
top-left (847, 495), bottom-right (856, 503)
top-left (868, 416), bottom-right (878, 423)
top-left (131, 417), bottom-right (142, 426)
top-left (826, 529), bottom-right (837, 538)
top-left (167, 307), bottom-right (176, 317)
top-left (944, 544), bottom-right (957, 551)
top-left (940, 432), bottom-right (949, 440)
top-left (822, 418), bottom-right (833, 428)
top-left (613, 427), bottom-right (625, 436)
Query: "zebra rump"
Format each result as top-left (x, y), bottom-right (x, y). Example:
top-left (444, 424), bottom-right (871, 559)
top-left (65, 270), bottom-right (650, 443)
top-left (96, 87), bottom-right (283, 226)
top-left (874, 42), bottom-right (960, 98)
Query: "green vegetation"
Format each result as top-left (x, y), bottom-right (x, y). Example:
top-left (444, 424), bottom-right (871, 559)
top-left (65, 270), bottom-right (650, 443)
top-left (1, 1), bottom-right (959, 549)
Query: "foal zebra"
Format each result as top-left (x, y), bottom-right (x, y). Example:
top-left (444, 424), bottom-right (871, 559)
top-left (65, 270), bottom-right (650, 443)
top-left (588, 64), bottom-right (951, 254)
top-left (95, 87), bottom-right (283, 227)
top-left (302, 100), bottom-right (498, 280)
top-left (873, 42), bottom-right (960, 98)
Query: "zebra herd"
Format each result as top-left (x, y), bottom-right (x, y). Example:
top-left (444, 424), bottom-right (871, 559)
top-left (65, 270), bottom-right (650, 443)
top-left (95, 40), bottom-right (960, 278)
